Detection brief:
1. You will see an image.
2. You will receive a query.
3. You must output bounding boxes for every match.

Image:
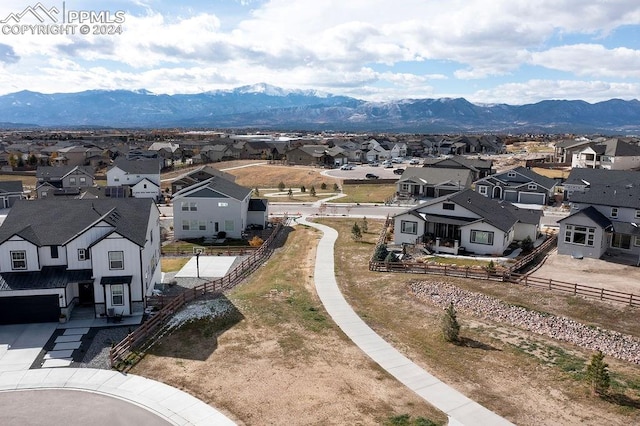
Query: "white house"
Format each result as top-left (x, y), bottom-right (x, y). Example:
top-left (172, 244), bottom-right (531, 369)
top-left (173, 177), bottom-right (253, 240)
top-left (393, 189), bottom-right (541, 256)
top-left (107, 158), bottom-right (161, 200)
top-left (571, 139), bottom-right (640, 170)
top-left (0, 198), bottom-right (161, 324)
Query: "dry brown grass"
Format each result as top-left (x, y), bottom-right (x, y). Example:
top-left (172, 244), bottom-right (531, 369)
top-left (161, 257), bottom-right (190, 272)
top-left (532, 167), bottom-right (571, 179)
top-left (223, 164), bottom-right (340, 189)
top-left (135, 218), bottom-right (640, 425)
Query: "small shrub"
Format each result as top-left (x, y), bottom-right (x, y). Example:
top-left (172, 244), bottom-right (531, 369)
top-left (278, 181), bottom-right (285, 191)
top-left (521, 236), bottom-right (534, 253)
top-left (248, 236), bottom-right (264, 247)
top-left (373, 244), bottom-right (389, 261)
top-left (384, 251), bottom-right (398, 263)
top-left (333, 183), bottom-right (340, 192)
top-left (586, 350), bottom-right (610, 396)
top-left (300, 185), bottom-right (306, 193)
top-left (287, 188), bottom-right (293, 198)
top-left (361, 216), bottom-right (369, 233)
top-left (310, 186), bottom-right (316, 197)
top-left (320, 182), bottom-right (327, 190)
top-left (442, 302), bottom-right (460, 344)
top-left (351, 222), bottom-right (362, 241)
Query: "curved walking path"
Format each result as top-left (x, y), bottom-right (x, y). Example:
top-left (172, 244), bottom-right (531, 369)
top-left (0, 368), bottom-right (236, 426)
top-left (300, 217), bottom-right (513, 426)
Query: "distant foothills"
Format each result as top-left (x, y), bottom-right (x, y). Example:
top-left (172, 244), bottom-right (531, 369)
top-left (0, 83), bottom-right (639, 134)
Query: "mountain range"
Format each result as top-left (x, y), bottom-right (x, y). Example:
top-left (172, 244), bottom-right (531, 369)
top-left (0, 83), bottom-right (639, 134)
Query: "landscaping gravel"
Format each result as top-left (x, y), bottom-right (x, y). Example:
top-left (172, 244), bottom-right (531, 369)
top-left (79, 327), bottom-right (133, 369)
top-left (411, 281), bottom-right (640, 364)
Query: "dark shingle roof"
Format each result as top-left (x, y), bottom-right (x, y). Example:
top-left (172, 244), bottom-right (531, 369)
top-left (248, 199), bottom-right (268, 212)
top-left (172, 176), bottom-right (252, 201)
top-left (0, 181), bottom-right (23, 194)
top-left (569, 183), bottom-right (640, 209)
top-left (111, 158), bottom-right (161, 175)
top-left (564, 169), bottom-right (640, 187)
top-left (399, 168), bottom-right (473, 186)
top-left (0, 198), bottom-right (155, 247)
top-left (558, 206), bottom-right (613, 230)
top-left (36, 165), bottom-right (94, 180)
top-left (483, 166), bottom-right (556, 189)
top-left (499, 202), bottom-right (543, 225)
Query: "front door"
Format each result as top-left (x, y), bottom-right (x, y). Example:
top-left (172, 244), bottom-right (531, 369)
top-left (78, 282), bottom-right (95, 306)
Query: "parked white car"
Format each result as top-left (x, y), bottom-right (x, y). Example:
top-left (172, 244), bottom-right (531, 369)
top-left (391, 157), bottom-right (404, 163)
top-left (409, 158), bottom-right (421, 165)
top-left (340, 164), bottom-right (355, 170)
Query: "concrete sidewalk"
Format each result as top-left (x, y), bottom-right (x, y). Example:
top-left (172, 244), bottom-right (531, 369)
top-left (300, 217), bottom-right (513, 426)
top-left (0, 323), bottom-right (58, 372)
top-left (0, 368), bottom-right (236, 426)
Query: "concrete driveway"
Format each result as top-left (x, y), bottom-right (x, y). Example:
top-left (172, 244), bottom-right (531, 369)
top-left (0, 323), bottom-right (57, 372)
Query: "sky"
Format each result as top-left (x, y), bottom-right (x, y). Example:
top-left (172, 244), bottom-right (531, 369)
top-left (0, 0), bottom-right (639, 104)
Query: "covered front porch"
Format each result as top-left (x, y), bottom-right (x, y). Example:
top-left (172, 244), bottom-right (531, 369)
top-left (419, 214), bottom-right (474, 255)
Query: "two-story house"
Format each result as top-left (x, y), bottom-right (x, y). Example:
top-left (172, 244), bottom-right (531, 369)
top-left (562, 168), bottom-right (640, 200)
top-left (396, 168), bottom-right (474, 199)
top-left (557, 182), bottom-right (640, 262)
top-left (422, 156), bottom-right (494, 180)
top-left (172, 176), bottom-right (254, 240)
top-left (474, 166), bottom-right (557, 205)
top-left (0, 181), bottom-right (25, 208)
top-left (107, 158), bottom-right (161, 200)
top-left (571, 138), bottom-right (640, 170)
top-left (35, 165), bottom-right (95, 199)
top-left (0, 198), bottom-right (161, 324)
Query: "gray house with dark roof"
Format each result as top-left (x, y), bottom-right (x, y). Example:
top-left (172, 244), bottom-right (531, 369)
top-left (571, 138), bottom-right (640, 170)
top-left (558, 182), bottom-right (640, 262)
top-left (474, 166), bottom-right (557, 205)
top-left (172, 176), bottom-right (254, 239)
top-left (562, 168), bottom-right (640, 200)
top-left (396, 168), bottom-right (473, 199)
top-left (0, 198), bottom-right (161, 324)
top-left (393, 189), bottom-right (541, 255)
top-left (36, 165), bottom-right (95, 199)
top-left (107, 158), bottom-right (161, 200)
top-left (0, 181), bottom-right (25, 208)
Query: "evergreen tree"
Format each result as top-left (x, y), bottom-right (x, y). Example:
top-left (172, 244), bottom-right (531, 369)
top-left (300, 185), bottom-right (306, 193)
top-left (384, 251), bottom-right (398, 262)
top-left (521, 236), bottom-right (534, 253)
top-left (321, 182), bottom-right (327, 190)
top-left (253, 187), bottom-right (260, 196)
top-left (442, 302), bottom-right (461, 344)
top-left (333, 183), bottom-right (340, 192)
top-left (351, 222), bottom-right (362, 241)
top-left (310, 186), bottom-right (316, 197)
top-left (586, 350), bottom-right (610, 396)
top-left (287, 188), bottom-right (293, 198)
top-left (278, 181), bottom-right (285, 192)
top-left (373, 244), bottom-right (389, 261)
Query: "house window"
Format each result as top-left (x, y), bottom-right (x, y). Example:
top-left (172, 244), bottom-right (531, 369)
top-left (78, 248), bottom-right (90, 261)
top-left (611, 208), bottom-right (618, 218)
top-left (218, 202), bottom-right (228, 207)
top-left (199, 221), bottom-right (207, 231)
top-left (79, 177), bottom-right (86, 185)
top-left (50, 246), bottom-right (59, 259)
top-left (181, 202), bottom-right (197, 211)
top-left (182, 220), bottom-right (190, 230)
top-left (470, 230), bottom-right (494, 245)
top-left (10, 250), bottom-right (26, 270)
top-left (527, 183), bottom-right (537, 190)
top-left (611, 234), bottom-right (631, 250)
top-left (401, 220), bottom-right (417, 234)
top-left (108, 251), bottom-right (124, 270)
top-left (225, 220), bottom-right (234, 231)
top-left (143, 184), bottom-right (147, 189)
top-left (442, 202), bottom-right (455, 210)
top-left (69, 177), bottom-right (76, 185)
top-left (478, 186), bottom-right (487, 196)
top-left (564, 225), bottom-right (595, 246)
top-left (111, 284), bottom-right (124, 306)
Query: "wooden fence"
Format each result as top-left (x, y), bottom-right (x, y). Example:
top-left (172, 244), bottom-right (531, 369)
top-left (109, 219), bottom-right (286, 369)
top-left (509, 273), bottom-right (639, 307)
top-left (160, 246), bottom-right (257, 257)
top-left (368, 221), bottom-right (638, 307)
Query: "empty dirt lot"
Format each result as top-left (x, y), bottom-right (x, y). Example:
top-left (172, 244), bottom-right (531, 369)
top-left (530, 250), bottom-right (640, 296)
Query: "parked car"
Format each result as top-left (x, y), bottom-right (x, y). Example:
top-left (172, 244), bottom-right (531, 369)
top-left (393, 168), bottom-right (405, 175)
top-left (246, 223), bottom-right (264, 230)
top-left (392, 157), bottom-right (404, 163)
top-left (340, 164), bottom-right (355, 170)
top-left (409, 158), bottom-right (421, 165)
top-left (382, 161), bottom-right (393, 168)
top-left (369, 161), bottom-right (379, 167)
top-left (365, 173), bottom-right (379, 179)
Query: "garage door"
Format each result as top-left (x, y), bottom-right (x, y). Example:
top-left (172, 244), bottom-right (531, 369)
top-left (0, 295), bottom-right (60, 325)
top-left (519, 192), bottom-right (545, 204)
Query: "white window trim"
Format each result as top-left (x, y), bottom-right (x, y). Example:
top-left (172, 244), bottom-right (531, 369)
top-left (564, 224), bottom-right (595, 247)
top-left (400, 220), bottom-right (417, 234)
top-left (111, 284), bottom-right (124, 306)
top-left (527, 183), bottom-right (537, 190)
top-left (470, 230), bottom-right (494, 245)
top-left (108, 251), bottom-right (124, 270)
top-left (10, 250), bottom-right (26, 270)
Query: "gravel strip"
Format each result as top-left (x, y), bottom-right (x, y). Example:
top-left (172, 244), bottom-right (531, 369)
top-left (79, 327), bottom-right (134, 369)
top-left (411, 281), bottom-right (640, 364)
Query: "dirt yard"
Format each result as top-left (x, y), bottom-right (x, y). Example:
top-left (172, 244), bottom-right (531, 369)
top-left (133, 219), bottom-right (640, 426)
top-left (531, 251), bottom-right (640, 296)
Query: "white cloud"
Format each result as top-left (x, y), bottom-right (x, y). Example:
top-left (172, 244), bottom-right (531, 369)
top-left (0, 0), bottom-right (639, 102)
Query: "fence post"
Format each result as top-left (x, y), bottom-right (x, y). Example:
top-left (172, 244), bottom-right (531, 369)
top-left (630, 294), bottom-right (634, 306)
top-left (574, 283), bottom-right (577, 295)
top-left (600, 288), bottom-right (604, 300)
top-left (549, 279), bottom-right (552, 290)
